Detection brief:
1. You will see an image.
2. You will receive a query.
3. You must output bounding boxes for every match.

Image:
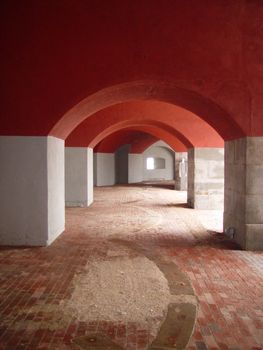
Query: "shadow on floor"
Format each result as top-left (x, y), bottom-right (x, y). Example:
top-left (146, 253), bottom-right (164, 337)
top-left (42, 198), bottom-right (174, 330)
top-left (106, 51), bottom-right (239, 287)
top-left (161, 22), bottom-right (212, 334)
top-left (125, 181), bottom-right (176, 190)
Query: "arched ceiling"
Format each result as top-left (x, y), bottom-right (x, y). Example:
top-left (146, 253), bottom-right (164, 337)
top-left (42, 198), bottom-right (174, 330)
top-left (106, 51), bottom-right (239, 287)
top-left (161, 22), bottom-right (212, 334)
top-left (52, 81), bottom-right (244, 140)
top-left (94, 130), bottom-right (158, 154)
top-left (90, 122), bottom-right (188, 151)
top-left (66, 100), bottom-right (224, 149)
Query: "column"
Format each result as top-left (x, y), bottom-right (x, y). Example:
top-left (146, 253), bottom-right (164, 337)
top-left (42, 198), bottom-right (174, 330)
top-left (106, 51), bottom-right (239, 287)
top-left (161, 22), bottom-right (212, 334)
top-left (0, 136), bottom-right (65, 246)
top-left (175, 152), bottom-right (188, 190)
top-left (187, 148), bottom-right (224, 210)
top-left (94, 152), bottom-right (116, 186)
top-left (224, 137), bottom-right (263, 250)
top-left (116, 145), bottom-right (129, 184)
top-left (65, 147), bottom-right (93, 207)
top-left (128, 153), bottom-right (143, 183)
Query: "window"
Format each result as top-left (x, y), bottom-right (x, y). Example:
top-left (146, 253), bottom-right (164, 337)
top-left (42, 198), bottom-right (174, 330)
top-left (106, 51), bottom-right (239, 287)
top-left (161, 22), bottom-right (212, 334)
top-left (146, 157), bottom-right (165, 170)
top-left (146, 157), bottom-right (154, 170)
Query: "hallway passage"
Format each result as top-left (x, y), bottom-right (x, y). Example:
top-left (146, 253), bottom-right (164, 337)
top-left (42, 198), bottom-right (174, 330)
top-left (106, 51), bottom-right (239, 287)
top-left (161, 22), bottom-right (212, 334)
top-left (0, 185), bottom-right (263, 350)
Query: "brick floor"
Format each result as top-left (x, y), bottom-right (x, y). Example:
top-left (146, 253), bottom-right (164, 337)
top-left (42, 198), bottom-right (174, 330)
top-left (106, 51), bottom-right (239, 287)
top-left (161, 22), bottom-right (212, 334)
top-left (0, 184), bottom-right (263, 350)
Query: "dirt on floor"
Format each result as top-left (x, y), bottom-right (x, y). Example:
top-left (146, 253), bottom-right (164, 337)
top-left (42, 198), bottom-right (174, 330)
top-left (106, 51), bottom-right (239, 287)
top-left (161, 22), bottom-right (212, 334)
top-left (62, 254), bottom-right (171, 336)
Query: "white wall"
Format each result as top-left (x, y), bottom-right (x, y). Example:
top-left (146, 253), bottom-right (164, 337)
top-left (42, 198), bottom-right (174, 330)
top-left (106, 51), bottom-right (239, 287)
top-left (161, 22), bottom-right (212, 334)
top-left (94, 142), bottom-right (174, 185)
top-left (95, 153), bottom-right (115, 186)
top-left (47, 137), bottom-right (65, 244)
top-left (93, 152), bottom-right (97, 186)
top-left (0, 136), bottom-right (65, 246)
top-left (87, 148), bottom-right (93, 205)
top-left (143, 145), bottom-right (175, 181)
top-left (128, 154), bottom-right (143, 183)
top-left (65, 147), bottom-right (93, 207)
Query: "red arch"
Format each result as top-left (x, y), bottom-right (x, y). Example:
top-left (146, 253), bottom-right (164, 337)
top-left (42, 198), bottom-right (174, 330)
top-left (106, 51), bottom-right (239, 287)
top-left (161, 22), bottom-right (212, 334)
top-left (130, 136), bottom-right (159, 154)
top-left (137, 141), bottom-right (174, 154)
top-left (89, 121), bottom-right (189, 152)
top-left (94, 130), bottom-right (158, 153)
top-left (65, 100), bottom-right (224, 148)
top-left (51, 80), bottom-right (245, 140)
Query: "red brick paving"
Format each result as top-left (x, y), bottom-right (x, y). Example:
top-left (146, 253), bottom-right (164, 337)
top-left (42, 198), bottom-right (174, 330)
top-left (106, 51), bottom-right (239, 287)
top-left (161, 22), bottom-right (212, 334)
top-left (0, 185), bottom-right (263, 349)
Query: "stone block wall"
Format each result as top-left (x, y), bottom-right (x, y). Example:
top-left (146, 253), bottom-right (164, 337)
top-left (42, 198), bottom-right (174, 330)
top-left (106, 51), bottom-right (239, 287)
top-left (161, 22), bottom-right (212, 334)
top-left (224, 137), bottom-right (263, 250)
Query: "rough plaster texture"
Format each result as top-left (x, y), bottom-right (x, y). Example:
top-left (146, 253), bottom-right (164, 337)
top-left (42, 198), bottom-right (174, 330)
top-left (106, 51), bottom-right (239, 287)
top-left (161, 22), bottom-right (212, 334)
top-left (187, 148), bottom-right (224, 210)
top-left (143, 145), bottom-right (175, 181)
top-left (116, 144), bottom-right (129, 184)
top-left (0, 136), bottom-right (65, 246)
top-left (94, 153), bottom-right (115, 186)
top-left (128, 154), bottom-right (143, 183)
top-left (65, 147), bottom-right (93, 207)
top-left (175, 152), bottom-right (188, 191)
top-left (224, 137), bottom-right (263, 250)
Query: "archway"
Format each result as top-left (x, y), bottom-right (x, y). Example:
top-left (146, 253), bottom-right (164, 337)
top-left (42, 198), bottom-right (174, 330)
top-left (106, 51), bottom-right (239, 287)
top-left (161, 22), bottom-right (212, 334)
top-left (64, 97), bottom-right (225, 212)
top-left (50, 80), bottom-right (244, 140)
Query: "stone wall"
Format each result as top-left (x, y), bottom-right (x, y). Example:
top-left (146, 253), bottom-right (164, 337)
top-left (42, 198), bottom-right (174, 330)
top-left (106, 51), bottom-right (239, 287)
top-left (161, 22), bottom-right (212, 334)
top-left (224, 137), bottom-right (263, 250)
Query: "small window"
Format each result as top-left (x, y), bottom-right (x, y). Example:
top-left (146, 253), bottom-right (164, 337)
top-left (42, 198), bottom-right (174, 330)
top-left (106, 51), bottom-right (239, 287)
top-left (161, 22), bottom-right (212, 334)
top-left (146, 157), bottom-right (154, 170)
top-left (146, 157), bottom-right (165, 170)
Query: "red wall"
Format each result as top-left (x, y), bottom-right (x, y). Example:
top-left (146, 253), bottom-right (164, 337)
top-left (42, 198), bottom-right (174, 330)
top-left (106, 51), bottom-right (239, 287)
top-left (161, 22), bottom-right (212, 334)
top-left (1, 1), bottom-right (263, 137)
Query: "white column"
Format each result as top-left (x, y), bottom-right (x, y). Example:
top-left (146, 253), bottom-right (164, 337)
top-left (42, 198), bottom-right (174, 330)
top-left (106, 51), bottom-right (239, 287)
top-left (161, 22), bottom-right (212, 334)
top-left (0, 136), bottom-right (65, 246)
top-left (224, 137), bottom-right (263, 250)
top-left (65, 147), bottom-right (93, 207)
top-left (187, 148), bottom-right (224, 210)
top-left (175, 152), bottom-right (188, 191)
top-left (128, 153), bottom-right (143, 183)
top-left (94, 152), bottom-right (115, 186)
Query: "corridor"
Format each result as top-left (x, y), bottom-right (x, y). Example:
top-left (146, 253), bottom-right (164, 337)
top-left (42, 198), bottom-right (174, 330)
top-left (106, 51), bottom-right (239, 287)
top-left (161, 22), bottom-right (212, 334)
top-left (0, 185), bottom-right (263, 350)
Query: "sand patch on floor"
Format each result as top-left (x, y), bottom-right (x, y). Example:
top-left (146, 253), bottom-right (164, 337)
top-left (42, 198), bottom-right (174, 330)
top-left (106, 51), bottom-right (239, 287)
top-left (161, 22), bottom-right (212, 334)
top-left (62, 255), bottom-right (171, 334)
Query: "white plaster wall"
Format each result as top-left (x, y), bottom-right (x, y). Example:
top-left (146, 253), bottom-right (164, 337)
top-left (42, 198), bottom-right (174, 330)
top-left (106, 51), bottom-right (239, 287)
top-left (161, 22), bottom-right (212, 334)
top-left (143, 146), bottom-right (175, 181)
top-left (87, 148), bottom-right (93, 205)
top-left (95, 153), bottom-right (115, 186)
top-left (128, 154), bottom-right (143, 183)
top-left (93, 152), bottom-right (97, 186)
top-left (65, 147), bottom-right (93, 207)
top-left (47, 137), bottom-right (65, 244)
top-left (0, 136), bottom-right (65, 246)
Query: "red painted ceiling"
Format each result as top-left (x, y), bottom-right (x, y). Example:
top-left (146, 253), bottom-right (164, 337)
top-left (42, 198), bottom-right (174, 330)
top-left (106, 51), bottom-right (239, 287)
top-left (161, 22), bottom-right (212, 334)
top-left (1, 1), bottom-right (263, 137)
top-left (66, 101), bottom-right (224, 149)
top-left (94, 130), bottom-right (158, 154)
